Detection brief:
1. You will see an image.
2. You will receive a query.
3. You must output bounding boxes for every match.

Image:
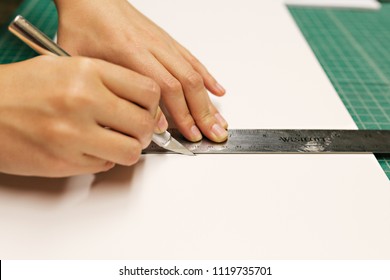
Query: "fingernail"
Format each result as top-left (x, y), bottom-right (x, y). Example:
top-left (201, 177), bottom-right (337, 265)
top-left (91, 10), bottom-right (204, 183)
top-left (215, 113), bottom-right (228, 128)
top-left (211, 123), bottom-right (228, 140)
top-left (157, 113), bottom-right (168, 132)
top-left (191, 125), bottom-right (202, 141)
top-left (215, 82), bottom-right (226, 94)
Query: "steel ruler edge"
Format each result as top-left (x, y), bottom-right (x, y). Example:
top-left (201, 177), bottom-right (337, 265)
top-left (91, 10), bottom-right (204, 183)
top-left (143, 129), bottom-right (390, 154)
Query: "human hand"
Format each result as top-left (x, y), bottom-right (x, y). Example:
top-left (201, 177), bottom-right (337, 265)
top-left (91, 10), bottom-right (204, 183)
top-left (55, 0), bottom-right (228, 142)
top-left (0, 56), bottom-right (160, 177)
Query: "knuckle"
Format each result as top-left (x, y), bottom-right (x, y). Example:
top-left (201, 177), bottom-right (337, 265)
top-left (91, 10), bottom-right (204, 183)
top-left (175, 111), bottom-right (195, 128)
top-left (63, 88), bottom-right (94, 110)
top-left (162, 77), bottom-right (182, 93)
top-left (184, 71), bottom-right (203, 89)
top-left (52, 77), bottom-right (94, 113)
top-left (73, 57), bottom-right (96, 73)
top-left (122, 37), bottom-right (142, 54)
top-left (42, 119), bottom-right (77, 144)
top-left (144, 78), bottom-right (161, 100)
top-left (188, 55), bottom-right (201, 66)
top-left (193, 109), bottom-right (214, 127)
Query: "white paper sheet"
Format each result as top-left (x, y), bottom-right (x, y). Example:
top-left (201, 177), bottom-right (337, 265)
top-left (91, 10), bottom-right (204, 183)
top-left (0, 0), bottom-right (388, 259)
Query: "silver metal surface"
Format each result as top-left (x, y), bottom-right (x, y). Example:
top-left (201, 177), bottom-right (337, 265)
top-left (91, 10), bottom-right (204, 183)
top-left (144, 129), bottom-right (390, 154)
top-left (152, 131), bottom-right (195, 156)
top-left (9, 15), bottom-right (193, 156)
top-left (9, 15), bottom-right (70, 56)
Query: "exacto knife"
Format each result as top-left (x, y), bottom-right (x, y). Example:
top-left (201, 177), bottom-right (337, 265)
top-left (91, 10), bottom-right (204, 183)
top-left (9, 15), bottom-right (194, 156)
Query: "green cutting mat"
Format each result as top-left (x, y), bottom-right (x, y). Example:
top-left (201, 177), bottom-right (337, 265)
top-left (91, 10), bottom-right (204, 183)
top-left (290, 6), bottom-right (390, 179)
top-left (0, 0), bottom-right (57, 64)
top-left (0, 0), bottom-right (389, 179)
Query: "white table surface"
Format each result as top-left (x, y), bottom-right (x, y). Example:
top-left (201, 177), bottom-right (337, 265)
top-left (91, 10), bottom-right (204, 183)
top-left (0, 0), bottom-right (389, 259)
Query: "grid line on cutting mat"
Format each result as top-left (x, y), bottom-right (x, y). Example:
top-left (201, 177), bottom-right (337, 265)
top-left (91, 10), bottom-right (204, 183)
top-left (289, 5), bottom-right (390, 179)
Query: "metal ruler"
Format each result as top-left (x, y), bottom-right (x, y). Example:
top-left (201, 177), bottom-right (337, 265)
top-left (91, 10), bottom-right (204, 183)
top-left (144, 129), bottom-right (390, 154)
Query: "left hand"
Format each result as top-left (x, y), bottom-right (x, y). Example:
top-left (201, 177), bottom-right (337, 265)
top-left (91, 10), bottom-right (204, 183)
top-left (55, 0), bottom-right (228, 143)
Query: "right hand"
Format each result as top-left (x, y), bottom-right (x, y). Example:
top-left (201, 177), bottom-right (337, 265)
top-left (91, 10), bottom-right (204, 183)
top-left (0, 55), bottom-right (160, 177)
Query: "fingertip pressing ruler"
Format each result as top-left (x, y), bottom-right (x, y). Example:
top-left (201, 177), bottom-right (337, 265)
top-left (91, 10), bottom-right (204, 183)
top-left (144, 129), bottom-right (390, 154)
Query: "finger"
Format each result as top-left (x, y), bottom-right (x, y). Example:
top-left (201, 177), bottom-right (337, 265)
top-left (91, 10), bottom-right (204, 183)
top-left (93, 90), bottom-right (155, 148)
top-left (82, 126), bottom-right (143, 166)
top-left (51, 153), bottom-right (115, 177)
top-left (154, 107), bottom-right (169, 134)
top-left (153, 48), bottom-right (228, 142)
top-left (174, 46), bottom-right (229, 131)
top-left (207, 96), bottom-right (228, 129)
top-left (94, 59), bottom-right (160, 116)
top-left (121, 51), bottom-right (203, 142)
top-left (77, 154), bottom-right (116, 174)
top-left (174, 41), bottom-right (226, 97)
